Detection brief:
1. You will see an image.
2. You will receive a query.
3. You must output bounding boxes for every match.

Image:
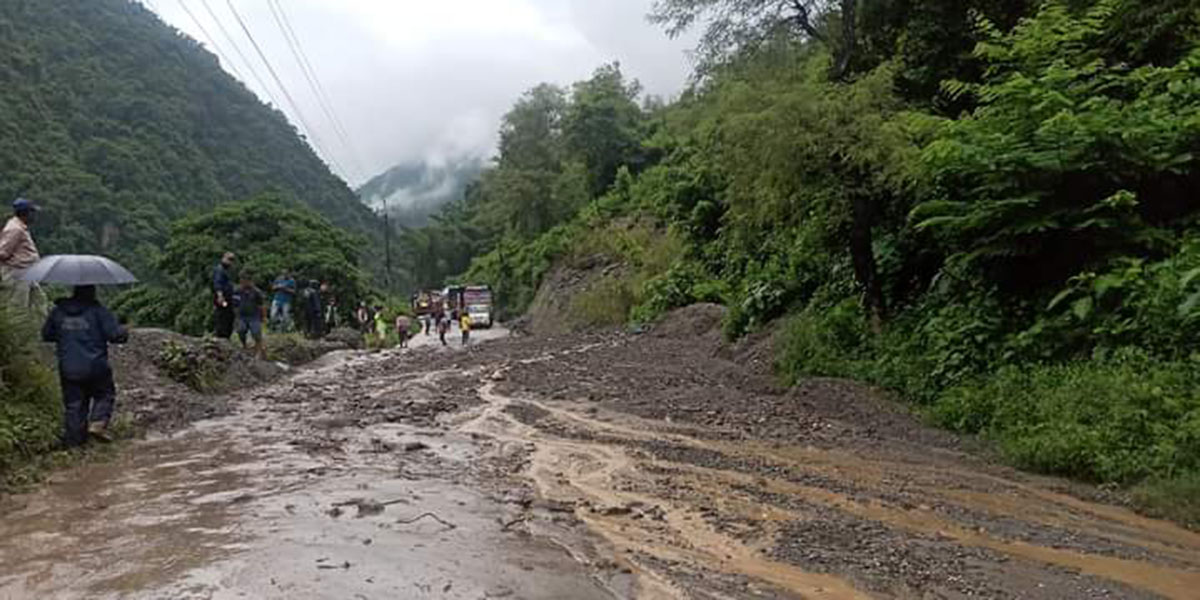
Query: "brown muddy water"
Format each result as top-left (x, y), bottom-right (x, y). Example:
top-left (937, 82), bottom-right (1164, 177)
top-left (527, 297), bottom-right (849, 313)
top-left (3, 329), bottom-right (1200, 599)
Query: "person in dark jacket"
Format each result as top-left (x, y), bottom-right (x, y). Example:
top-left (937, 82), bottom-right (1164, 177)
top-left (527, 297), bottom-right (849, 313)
top-left (42, 285), bottom-right (129, 447)
top-left (303, 280), bottom-right (323, 339)
top-left (212, 252), bottom-right (237, 339)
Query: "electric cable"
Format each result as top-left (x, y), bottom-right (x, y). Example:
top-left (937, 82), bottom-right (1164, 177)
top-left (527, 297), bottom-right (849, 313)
top-left (224, 0), bottom-right (348, 180)
top-left (199, 0), bottom-right (282, 109)
top-left (268, 0), bottom-right (364, 181)
top-left (176, 0), bottom-right (245, 82)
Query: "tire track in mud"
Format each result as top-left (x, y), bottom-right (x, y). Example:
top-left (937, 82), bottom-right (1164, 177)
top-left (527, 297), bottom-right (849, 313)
top-left (452, 353), bottom-right (1200, 599)
top-left (455, 381), bottom-right (867, 599)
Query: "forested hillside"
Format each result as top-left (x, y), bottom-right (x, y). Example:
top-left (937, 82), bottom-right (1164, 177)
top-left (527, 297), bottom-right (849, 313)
top-left (402, 0), bottom-right (1200, 525)
top-left (0, 0), bottom-right (378, 280)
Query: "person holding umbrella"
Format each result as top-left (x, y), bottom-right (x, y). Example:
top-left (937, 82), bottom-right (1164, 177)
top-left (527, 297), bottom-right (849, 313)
top-left (23, 254), bottom-right (137, 446)
top-left (0, 197), bottom-right (44, 312)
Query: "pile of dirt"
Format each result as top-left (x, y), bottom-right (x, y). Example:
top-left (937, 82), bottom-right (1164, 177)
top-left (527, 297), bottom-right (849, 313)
top-left (649, 303), bottom-right (726, 343)
top-left (109, 329), bottom-right (349, 433)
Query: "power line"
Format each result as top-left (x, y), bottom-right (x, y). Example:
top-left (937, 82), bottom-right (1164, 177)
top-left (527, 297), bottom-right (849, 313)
top-left (267, 0), bottom-right (365, 181)
top-left (271, 0), bottom-right (363, 176)
top-left (223, 0), bottom-right (348, 180)
top-left (198, 0), bottom-right (281, 110)
top-left (175, 0), bottom-right (244, 82)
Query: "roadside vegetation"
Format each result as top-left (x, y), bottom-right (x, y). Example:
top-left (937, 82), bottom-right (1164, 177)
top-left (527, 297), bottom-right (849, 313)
top-left (0, 306), bottom-right (62, 488)
top-left (397, 0), bottom-right (1200, 527)
top-left (113, 195), bottom-right (372, 335)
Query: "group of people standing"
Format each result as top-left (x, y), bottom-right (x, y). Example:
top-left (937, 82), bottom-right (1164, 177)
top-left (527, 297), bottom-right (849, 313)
top-left (211, 252), bottom-right (338, 358)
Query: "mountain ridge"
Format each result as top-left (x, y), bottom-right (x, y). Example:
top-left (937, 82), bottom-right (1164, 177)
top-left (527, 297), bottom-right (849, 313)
top-left (357, 156), bottom-right (485, 228)
top-left (0, 0), bottom-right (379, 279)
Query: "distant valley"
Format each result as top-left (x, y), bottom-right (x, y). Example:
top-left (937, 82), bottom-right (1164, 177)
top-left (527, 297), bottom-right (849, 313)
top-left (357, 156), bottom-right (486, 228)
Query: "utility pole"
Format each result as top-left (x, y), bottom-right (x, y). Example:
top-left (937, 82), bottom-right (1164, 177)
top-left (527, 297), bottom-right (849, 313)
top-left (383, 198), bottom-right (392, 291)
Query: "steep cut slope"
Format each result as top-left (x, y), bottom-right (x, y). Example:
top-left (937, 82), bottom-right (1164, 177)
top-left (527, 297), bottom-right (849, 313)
top-left (0, 0), bottom-right (378, 277)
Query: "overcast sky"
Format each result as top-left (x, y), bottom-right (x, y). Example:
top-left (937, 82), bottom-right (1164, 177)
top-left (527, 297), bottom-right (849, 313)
top-left (145, 0), bottom-right (697, 186)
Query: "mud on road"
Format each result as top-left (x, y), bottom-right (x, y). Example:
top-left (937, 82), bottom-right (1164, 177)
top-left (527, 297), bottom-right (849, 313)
top-left (3, 322), bottom-right (1200, 599)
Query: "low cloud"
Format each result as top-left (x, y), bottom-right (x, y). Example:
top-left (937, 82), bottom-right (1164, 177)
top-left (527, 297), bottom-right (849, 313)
top-left (150, 0), bottom-right (696, 184)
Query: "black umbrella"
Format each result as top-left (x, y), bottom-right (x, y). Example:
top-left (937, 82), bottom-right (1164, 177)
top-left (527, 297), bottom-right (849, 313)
top-left (19, 255), bottom-right (138, 286)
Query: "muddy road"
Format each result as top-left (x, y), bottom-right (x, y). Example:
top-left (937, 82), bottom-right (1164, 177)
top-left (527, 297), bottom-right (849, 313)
top-left (2, 319), bottom-right (1200, 599)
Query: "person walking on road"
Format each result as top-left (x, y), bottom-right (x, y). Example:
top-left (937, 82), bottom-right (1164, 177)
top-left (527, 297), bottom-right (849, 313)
top-left (235, 276), bottom-right (267, 360)
top-left (0, 198), bottom-right (44, 312)
top-left (270, 272), bottom-right (296, 332)
top-left (356, 301), bottom-right (372, 336)
top-left (42, 285), bottom-right (129, 447)
top-left (437, 312), bottom-right (449, 346)
top-left (373, 305), bottom-right (388, 346)
top-left (460, 312), bottom-right (472, 346)
top-left (395, 313), bottom-right (412, 348)
top-left (212, 252), bottom-right (237, 339)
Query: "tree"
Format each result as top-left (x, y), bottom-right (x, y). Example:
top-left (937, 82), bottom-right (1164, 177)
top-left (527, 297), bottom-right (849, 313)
top-left (913, 0), bottom-right (1200, 293)
top-left (115, 194), bottom-right (369, 334)
top-left (563, 63), bottom-right (647, 196)
top-left (650, 0), bottom-right (859, 80)
top-left (497, 84), bottom-right (567, 172)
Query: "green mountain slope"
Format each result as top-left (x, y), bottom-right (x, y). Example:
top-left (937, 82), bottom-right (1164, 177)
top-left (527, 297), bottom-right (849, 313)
top-left (0, 0), bottom-right (378, 279)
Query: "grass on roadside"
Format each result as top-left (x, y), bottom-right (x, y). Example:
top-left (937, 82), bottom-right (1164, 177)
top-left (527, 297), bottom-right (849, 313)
top-left (0, 305), bottom-right (62, 491)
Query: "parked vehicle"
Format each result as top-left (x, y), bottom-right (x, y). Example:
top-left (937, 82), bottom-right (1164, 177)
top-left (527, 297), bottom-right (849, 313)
top-left (463, 285), bottom-right (494, 328)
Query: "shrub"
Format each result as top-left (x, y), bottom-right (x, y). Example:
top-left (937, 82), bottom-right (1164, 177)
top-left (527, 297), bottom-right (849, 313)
top-left (632, 260), bottom-right (727, 324)
top-left (155, 338), bottom-right (228, 392)
top-left (776, 299), bottom-right (872, 383)
top-left (931, 350), bottom-right (1200, 485)
top-left (568, 276), bottom-right (637, 328)
top-left (1132, 473), bottom-right (1200, 530)
top-left (0, 306), bottom-right (62, 485)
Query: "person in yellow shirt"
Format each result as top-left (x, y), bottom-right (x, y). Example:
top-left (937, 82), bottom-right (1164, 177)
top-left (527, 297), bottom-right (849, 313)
top-left (459, 312), bottom-right (471, 346)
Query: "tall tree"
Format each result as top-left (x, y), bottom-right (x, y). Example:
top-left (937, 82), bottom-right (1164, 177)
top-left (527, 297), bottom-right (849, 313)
top-left (563, 63), bottom-right (646, 196)
top-left (497, 84), bottom-right (567, 172)
top-left (650, 0), bottom-right (859, 80)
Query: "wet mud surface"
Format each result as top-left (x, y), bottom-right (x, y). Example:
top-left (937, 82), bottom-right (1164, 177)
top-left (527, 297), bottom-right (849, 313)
top-left (3, 323), bottom-right (1200, 599)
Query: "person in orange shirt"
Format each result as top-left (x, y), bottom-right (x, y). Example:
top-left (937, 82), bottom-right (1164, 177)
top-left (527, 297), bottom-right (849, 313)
top-left (0, 198), bottom-right (44, 313)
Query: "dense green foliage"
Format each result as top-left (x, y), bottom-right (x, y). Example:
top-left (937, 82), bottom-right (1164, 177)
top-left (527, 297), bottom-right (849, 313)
top-left (0, 0), bottom-right (379, 282)
top-left (0, 306), bottom-right (61, 487)
top-left (401, 0), bottom-right (1200, 525)
top-left (112, 196), bottom-right (369, 335)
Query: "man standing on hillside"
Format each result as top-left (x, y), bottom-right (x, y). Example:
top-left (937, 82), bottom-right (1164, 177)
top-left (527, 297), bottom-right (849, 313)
top-left (235, 275), bottom-right (267, 360)
top-left (0, 198), bottom-right (44, 312)
top-left (301, 280), bottom-right (323, 339)
top-left (212, 252), bottom-right (237, 339)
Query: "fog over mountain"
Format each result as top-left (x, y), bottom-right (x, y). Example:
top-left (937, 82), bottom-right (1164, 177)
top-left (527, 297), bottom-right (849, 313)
top-left (356, 156), bottom-right (487, 228)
